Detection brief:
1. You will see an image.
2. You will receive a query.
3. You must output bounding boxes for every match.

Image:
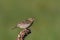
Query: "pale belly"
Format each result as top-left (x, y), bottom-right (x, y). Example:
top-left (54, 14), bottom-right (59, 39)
top-left (17, 24), bottom-right (30, 29)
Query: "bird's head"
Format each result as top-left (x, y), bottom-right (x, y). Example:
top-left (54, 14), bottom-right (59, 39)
top-left (28, 17), bottom-right (35, 22)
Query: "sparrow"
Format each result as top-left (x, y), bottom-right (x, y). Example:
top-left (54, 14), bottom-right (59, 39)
top-left (12, 18), bottom-right (34, 29)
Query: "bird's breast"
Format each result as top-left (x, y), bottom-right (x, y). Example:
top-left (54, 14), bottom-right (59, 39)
top-left (17, 24), bottom-right (30, 28)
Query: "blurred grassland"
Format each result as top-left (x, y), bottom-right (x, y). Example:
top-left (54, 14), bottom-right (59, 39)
top-left (0, 0), bottom-right (60, 40)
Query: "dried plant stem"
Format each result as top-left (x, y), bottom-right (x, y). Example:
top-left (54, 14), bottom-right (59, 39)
top-left (16, 29), bottom-right (31, 40)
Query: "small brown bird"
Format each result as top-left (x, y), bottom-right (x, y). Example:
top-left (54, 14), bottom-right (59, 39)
top-left (12, 18), bottom-right (34, 29)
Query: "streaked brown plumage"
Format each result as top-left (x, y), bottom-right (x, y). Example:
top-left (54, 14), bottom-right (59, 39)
top-left (13, 18), bottom-right (34, 29)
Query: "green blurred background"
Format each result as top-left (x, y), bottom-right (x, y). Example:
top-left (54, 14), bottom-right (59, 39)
top-left (0, 0), bottom-right (60, 40)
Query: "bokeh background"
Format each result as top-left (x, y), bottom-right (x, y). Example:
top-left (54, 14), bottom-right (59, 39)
top-left (0, 0), bottom-right (60, 40)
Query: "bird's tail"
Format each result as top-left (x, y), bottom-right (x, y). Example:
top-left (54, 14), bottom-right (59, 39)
top-left (11, 26), bottom-right (17, 30)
